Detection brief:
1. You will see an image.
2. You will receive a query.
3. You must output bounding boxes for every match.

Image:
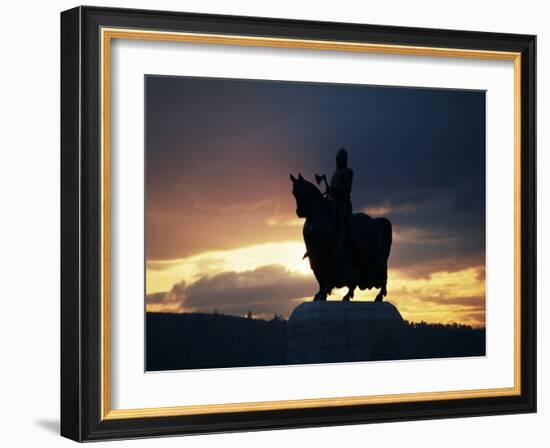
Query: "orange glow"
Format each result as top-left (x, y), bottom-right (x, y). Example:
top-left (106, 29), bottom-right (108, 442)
top-left (146, 240), bottom-right (485, 327)
top-left (147, 241), bottom-right (311, 294)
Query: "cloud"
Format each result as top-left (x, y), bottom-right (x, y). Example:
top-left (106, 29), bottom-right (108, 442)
top-left (146, 260), bottom-right (185, 271)
top-left (146, 292), bottom-right (166, 304)
top-left (266, 215), bottom-right (302, 227)
top-left (363, 202), bottom-right (417, 217)
top-left (392, 226), bottom-right (457, 245)
top-left (147, 262), bottom-right (486, 326)
top-left (460, 310), bottom-right (486, 326)
top-left (146, 77), bottom-right (485, 262)
top-left (421, 294), bottom-right (485, 308)
top-left (369, 266), bottom-right (486, 326)
top-left (146, 195), bottom-right (299, 260)
top-left (146, 264), bottom-right (315, 318)
top-left (357, 182), bottom-right (486, 277)
top-left (393, 253), bottom-right (485, 280)
top-left (146, 241), bottom-right (311, 294)
top-left (476, 267), bottom-right (486, 281)
top-left (146, 284), bottom-right (188, 313)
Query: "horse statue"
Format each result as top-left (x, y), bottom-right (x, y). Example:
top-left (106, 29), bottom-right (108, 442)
top-left (290, 173), bottom-right (392, 302)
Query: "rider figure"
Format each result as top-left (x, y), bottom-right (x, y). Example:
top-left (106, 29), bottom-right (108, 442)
top-left (329, 148), bottom-right (357, 282)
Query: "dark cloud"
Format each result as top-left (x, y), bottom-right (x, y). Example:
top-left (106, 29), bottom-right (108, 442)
top-left (145, 292), bottom-right (166, 304)
top-left (145, 76), bottom-right (486, 325)
top-left (363, 181), bottom-right (485, 275)
top-left (394, 254), bottom-right (484, 280)
top-left (146, 264), bottom-right (315, 318)
top-left (146, 76), bottom-right (485, 267)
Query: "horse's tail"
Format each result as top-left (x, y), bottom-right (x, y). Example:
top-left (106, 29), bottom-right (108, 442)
top-left (381, 217), bottom-right (392, 260)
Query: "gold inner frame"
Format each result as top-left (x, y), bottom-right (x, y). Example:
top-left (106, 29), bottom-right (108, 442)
top-left (100, 27), bottom-right (522, 421)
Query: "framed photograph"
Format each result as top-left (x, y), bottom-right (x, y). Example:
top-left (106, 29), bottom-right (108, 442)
top-left (60, 6), bottom-right (536, 441)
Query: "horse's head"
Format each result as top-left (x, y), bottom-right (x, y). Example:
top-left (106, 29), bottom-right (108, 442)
top-left (290, 173), bottom-right (323, 219)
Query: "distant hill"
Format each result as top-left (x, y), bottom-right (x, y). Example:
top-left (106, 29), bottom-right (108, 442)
top-left (400, 321), bottom-right (486, 361)
top-left (146, 312), bottom-right (485, 371)
top-left (146, 312), bottom-right (287, 371)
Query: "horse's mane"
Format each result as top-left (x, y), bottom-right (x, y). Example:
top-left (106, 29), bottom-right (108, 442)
top-left (300, 178), bottom-right (323, 200)
top-left (298, 177), bottom-right (331, 214)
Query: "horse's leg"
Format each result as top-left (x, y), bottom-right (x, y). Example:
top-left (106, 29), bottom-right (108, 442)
top-left (314, 284), bottom-right (331, 301)
top-left (343, 284), bottom-right (356, 301)
top-left (312, 263), bottom-right (330, 301)
top-left (375, 282), bottom-right (387, 302)
top-left (375, 256), bottom-right (388, 302)
top-left (314, 289), bottom-right (327, 301)
top-left (313, 278), bottom-right (327, 301)
top-left (313, 275), bottom-right (331, 301)
top-left (312, 252), bottom-right (334, 301)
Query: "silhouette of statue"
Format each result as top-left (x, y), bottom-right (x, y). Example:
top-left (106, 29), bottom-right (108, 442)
top-left (327, 148), bottom-right (358, 283)
top-left (290, 150), bottom-right (392, 302)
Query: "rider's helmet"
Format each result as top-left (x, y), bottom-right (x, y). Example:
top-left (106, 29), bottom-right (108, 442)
top-left (336, 148), bottom-right (348, 169)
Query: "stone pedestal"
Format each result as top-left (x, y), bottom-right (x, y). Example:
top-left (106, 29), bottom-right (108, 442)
top-left (287, 301), bottom-right (404, 364)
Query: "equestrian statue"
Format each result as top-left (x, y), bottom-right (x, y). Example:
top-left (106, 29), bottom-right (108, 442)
top-left (290, 148), bottom-right (392, 302)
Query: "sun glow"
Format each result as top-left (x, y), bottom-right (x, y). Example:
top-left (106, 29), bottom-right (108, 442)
top-left (363, 267), bottom-right (484, 326)
top-left (147, 240), bottom-right (312, 294)
top-left (147, 239), bottom-right (485, 326)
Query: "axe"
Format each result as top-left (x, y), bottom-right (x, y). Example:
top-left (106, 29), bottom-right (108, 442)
top-left (315, 173), bottom-right (330, 195)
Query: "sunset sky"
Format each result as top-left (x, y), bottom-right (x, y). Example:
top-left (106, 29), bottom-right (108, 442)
top-left (145, 75), bottom-right (486, 326)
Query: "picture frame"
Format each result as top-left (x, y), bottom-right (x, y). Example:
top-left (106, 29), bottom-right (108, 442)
top-left (60, 5), bottom-right (536, 442)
